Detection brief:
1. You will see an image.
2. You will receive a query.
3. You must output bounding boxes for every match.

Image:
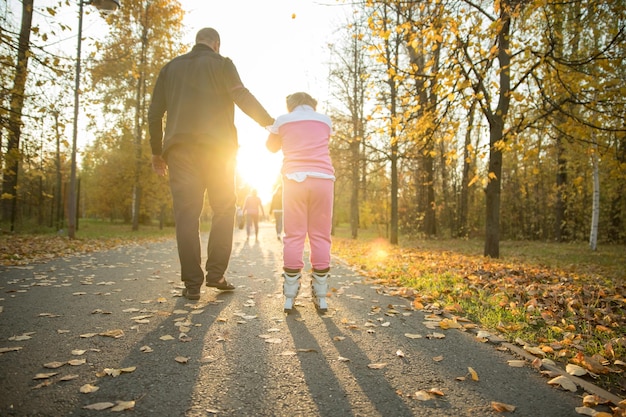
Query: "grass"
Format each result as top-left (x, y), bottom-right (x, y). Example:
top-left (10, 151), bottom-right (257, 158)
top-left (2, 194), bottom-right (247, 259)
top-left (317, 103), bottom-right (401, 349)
top-left (331, 224), bottom-right (626, 397)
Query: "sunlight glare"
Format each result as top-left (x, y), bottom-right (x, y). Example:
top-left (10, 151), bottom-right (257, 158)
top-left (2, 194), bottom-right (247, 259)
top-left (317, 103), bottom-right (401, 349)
top-left (236, 127), bottom-right (282, 204)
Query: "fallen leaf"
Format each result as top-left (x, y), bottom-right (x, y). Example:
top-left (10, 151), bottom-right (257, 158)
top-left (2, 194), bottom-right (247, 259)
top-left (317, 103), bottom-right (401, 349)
top-left (9, 334), bottom-right (33, 341)
top-left (432, 355), bottom-right (444, 362)
top-left (414, 390), bottom-right (434, 401)
top-left (566, 363), bottom-right (588, 376)
top-left (547, 375), bottom-right (577, 392)
top-left (80, 384), bottom-right (99, 393)
top-left (338, 356), bottom-right (350, 362)
top-left (265, 338), bottom-right (282, 344)
top-left (111, 400), bottom-right (135, 412)
top-left (159, 335), bottom-right (175, 341)
top-left (140, 345), bottom-right (153, 353)
top-left (43, 361), bottom-right (66, 369)
top-left (83, 402), bottom-right (114, 410)
top-left (368, 363), bottom-right (388, 369)
top-left (507, 360), bottom-right (526, 368)
top-left (574, 406), bottom-right (597, 416)
top-left (58, 374), bottom-right (79, 381)
top-left (468, 367), bottom-right (479, 381)
top-left (427, 388), bottom-right (445, 396)
top-left (71, 349), bottom-right (86, 356)
top-left (99, 329), bottom-right (124, 339)
top-left (491, 401), bottom-right (516, 412)
top-left (404, 333), bottom-right (422, 339)
top-left (33, 372), bottom-right (58, 380)
top-left (175, 356), bottom-right (189, 364)
top-left (396, 350), bottom-right (405, 358)
top-left (0, 347), bottom-right (22, 353)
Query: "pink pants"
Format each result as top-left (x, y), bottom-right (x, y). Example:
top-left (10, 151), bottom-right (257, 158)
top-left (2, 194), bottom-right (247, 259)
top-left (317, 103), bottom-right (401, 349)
top-left (282, 177), bottom-right (334, 271)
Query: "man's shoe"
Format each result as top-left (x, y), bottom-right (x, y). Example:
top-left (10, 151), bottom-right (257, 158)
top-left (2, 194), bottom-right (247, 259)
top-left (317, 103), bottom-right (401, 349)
top-left (206, 277), bottom-right (235, 291)
top-left (182, 288), bottom-right (201, 300)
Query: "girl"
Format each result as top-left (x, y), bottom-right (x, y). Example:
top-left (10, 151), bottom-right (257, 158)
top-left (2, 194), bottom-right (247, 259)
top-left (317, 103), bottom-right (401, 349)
top-left (266, 92), bottom-right (334, 312)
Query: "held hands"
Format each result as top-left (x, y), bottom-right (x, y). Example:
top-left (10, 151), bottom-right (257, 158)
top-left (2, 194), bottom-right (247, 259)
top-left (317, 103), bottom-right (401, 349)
top-left (152, 155), bottom-right (168, 177)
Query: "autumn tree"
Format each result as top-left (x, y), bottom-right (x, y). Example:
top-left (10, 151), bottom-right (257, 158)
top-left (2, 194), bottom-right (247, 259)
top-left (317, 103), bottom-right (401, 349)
top-left (87, 0), bottom-right (185, 226)
top-left (328, 12), bottom-right (370, 239)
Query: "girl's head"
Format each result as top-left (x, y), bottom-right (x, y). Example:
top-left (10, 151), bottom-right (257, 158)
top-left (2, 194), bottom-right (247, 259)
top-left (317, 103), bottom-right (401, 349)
top-left (286, 92), bottom-right (317, 112)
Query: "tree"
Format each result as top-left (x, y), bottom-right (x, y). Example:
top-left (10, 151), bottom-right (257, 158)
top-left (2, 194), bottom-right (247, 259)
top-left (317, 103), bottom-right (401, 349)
top-left (87, 0), bottom-right (185, 227)
top-left (329, 14), bottom-right (370, 239)
top-left (1, 0), bottom-right (33, 230)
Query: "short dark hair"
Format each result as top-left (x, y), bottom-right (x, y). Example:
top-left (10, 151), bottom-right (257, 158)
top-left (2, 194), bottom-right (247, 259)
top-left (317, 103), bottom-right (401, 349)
top-left (196, 28), bottom-right (220, 45)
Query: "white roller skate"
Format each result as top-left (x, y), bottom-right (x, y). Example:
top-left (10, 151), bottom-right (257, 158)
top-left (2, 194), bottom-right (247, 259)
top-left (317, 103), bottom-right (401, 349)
top-left (283, 272), bottom-right (301, 313)
top-left (311, 271), bottom-right (329, 312)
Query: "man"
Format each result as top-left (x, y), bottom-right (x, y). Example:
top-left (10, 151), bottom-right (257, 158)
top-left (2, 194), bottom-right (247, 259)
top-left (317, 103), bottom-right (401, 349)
top-left (148, 28), bottom-right (274, 300)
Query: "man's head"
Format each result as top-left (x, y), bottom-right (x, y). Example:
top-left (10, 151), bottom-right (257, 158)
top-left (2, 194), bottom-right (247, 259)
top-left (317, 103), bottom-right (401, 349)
top-left (196, 28), bottom-right (220, 53)
top-left (286, 92), bottom-right (317, 112)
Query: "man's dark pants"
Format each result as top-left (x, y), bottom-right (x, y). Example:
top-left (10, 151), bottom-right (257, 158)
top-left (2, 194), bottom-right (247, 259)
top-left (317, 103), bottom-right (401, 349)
top-left (167, 143), bottom-right (236, 290)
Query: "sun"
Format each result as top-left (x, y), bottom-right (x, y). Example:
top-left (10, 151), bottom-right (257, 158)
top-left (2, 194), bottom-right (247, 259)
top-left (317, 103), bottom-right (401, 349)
top-left (236, 132), bottom-right (282, 205)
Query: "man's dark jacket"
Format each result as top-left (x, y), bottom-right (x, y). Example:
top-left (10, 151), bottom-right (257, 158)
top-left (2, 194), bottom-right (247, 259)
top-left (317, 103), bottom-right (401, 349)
top-left (148, 43), bottom-right (274, 156)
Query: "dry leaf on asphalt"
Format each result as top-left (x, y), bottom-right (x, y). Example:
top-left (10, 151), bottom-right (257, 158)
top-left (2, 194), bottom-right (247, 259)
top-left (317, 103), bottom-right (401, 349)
top-left (547, 375), bottom-right (577, 392)
top-left (0, 347), bottom-right (22, 353)
top-left (404, 333), bottom-right (422, 339)
top-left (111, 400), bottom-right (135, 412)
top-left (468, 367), bottom-right (479, 381)
top-left (491, 401), bottom-right (516, 412)
top-left (99, 329), bottom-right (124, 339)
top-left (368, 363), bottom-right (388, 369)
top-left (80, 384), bottom-right (99, 393)
top-left (83, 402), bottom-right (114, 410)
top-left (68, 359), bottom-right (86, 366)
top-left (507, 360), bottom-right (526, 368)
top-left (43, 361), bottom-right (65, 369)
top-left (414, 390), bottom-right (434, 401)
top-left (175, 356), bottom-right (189, 364)
top-left (33, 372), bottom-right (58, 380)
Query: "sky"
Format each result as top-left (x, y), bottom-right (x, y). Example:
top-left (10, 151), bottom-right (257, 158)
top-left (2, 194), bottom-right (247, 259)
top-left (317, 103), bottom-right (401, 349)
top-left (182, 1), bottom-right (351, 203)
top-left (4, 0), bottom-right (351, 204)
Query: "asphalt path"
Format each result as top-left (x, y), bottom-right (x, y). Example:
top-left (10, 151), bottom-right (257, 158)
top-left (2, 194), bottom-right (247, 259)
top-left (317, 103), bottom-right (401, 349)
top-left (0, 223), bottom-right (605, 416)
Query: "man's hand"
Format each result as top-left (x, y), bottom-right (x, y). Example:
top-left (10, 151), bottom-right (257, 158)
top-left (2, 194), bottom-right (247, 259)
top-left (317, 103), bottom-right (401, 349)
top-left (152, 155), bottom-right (168, 177)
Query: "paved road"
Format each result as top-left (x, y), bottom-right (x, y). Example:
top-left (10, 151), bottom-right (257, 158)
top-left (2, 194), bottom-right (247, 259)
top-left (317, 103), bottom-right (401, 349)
top-left (0, 223), bottom-right (604, 416)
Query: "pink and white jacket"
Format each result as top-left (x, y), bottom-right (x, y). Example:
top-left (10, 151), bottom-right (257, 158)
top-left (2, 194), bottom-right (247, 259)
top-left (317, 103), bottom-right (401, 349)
top-left (266, 105), bottom-right (335, 181)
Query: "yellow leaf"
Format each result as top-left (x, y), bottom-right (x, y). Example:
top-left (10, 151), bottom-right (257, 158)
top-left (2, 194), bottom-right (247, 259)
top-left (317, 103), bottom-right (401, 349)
top-left (507, 360), bottom-right (526, 368)
top-left (468, 367), bottom-right (479, 381)
top-left (547, 375), bottom-right (577, 392)
top-left (83, 402), bottom-right (115, 410)
top-left (491, 401), bottom-right (516, 412)
top-left (43, 361), bottom-right (66, 369)
top-left (80, 384), bottom-right (99, 393)
top-left (414, 390), bottom-right (433, 401)
top-left (111, 400), bottom-right (135, 412)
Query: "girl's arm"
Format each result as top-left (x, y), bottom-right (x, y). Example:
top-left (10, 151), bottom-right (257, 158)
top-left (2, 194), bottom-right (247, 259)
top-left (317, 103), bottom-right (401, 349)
top-left (266, 133), bottom-right (282, 153)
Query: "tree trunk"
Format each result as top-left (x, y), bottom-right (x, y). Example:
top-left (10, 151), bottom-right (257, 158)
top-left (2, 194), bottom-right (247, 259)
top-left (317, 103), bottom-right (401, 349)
top-left (459, 102), bottom-right (476, 237)
top-left (589, 143), bottom-right (599, 251)
top-left (2, 0), bottom-right (33, 229)
top-left (483, 8), bottom-right (511, 258)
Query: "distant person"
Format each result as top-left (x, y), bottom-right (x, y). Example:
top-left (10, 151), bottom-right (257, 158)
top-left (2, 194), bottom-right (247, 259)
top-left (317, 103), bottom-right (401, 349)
top-left (148, 27), bottom-right (274, 300)
top-left (243, 189), bottom-right (264, 241)
top-left (266, 92), bottom-right (334, 313)
top-left (270, 184), bottom-right (283, 240)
